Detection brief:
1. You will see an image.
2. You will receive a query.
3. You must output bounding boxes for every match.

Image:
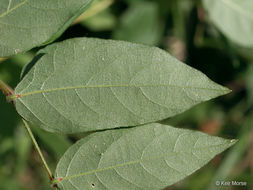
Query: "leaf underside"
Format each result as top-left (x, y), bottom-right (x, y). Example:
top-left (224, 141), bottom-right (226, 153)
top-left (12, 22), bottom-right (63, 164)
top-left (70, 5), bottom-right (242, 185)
top-left (14, 37), bottom-right (230, 134)
top-left (203, 0), bottom-right (253, 47)
top-left (55, 123), bottom-right (236, 190)
top-left (0, 0), bottom-right (93, 57)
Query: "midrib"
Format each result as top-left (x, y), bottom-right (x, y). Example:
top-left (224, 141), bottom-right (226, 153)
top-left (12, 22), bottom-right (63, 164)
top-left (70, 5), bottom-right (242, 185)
top-left (15, 83), bottom-right (227, 99)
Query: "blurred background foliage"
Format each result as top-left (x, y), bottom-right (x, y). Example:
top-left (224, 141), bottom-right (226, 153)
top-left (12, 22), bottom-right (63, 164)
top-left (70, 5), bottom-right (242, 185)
top-left (0, 0), bottom-right (253, 189)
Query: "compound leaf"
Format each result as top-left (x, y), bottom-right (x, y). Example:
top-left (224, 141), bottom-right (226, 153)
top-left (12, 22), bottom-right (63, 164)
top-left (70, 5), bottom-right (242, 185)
top-left (14, 38), bottom-right (229, 134)
top-left (0, 0), bottom-right (93, 57)
top-left (55, 123), bottom-right (236, 190)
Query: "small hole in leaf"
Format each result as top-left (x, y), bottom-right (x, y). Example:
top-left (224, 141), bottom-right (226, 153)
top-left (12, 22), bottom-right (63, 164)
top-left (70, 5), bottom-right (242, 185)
top-left (91, 183), bottom-right (95, 188)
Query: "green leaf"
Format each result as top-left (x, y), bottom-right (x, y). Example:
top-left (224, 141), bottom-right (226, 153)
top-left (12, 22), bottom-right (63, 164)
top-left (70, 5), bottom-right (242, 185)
top-left (113, 1), bottom-right (163, 46)
top-left (81, 8), bottom-right (116, 31)
top-left (14, 38), bottom-right (229, 134)
top-left (31, 125), bottom-right (71, 157)
top-left (55, 123), bottom-right (236, 190)
top-left (0, 0), bottom-right (93, 57)
top-left (203, 0), bottom-right (253, 47)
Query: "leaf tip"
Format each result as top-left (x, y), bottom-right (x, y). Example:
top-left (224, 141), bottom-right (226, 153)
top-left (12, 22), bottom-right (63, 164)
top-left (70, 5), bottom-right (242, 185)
top-left (224, 139), bottom-right (237, 149)
top-left (219, 86), bottom-right (232, 96)
top-left (229, 139), bottom-right (238, 145)
top-left (225, 87), bottom-right (232, 94)
top-left (223, 87), bottom-right (232, 94)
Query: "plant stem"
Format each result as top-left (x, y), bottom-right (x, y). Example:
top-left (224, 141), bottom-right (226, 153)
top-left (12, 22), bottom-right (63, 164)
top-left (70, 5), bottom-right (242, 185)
top-left (21, 119), bottom-right (54, 182)
top-left (1, 79), bottom-right (56, 188)
top-left (0, 79), bottom-right (14, 95)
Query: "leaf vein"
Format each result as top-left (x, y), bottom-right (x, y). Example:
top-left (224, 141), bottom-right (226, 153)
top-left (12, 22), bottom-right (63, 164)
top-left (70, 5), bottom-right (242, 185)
top-left (221, 0), bottom-right (253, 21)
top-left (0, 0), bottom-right (28, 18)
top-left (110, 87), bottom-right (143, 121)
top-left (41, 92), bottom-right (77, 129)
top-left (17, 84), bottom-right (225, 99)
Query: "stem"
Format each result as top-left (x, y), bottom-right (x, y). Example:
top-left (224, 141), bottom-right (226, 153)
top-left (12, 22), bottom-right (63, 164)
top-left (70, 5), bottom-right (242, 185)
top-left (0, 79), bottom-right (14, 95)
top-left (21, 119), bottom-right (54, 182)
top-left (1, 79), bottom-right (56, 188)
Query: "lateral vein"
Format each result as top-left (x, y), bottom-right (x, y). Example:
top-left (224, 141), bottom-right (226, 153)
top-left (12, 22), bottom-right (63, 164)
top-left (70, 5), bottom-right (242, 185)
top-left (221, 0), bottom-right (253, 21)
top-left (0, 0), bottom-right (29, 18)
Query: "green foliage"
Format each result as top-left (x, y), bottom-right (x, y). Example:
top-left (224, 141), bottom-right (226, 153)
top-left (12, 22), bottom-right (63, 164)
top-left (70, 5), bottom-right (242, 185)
top-left (113, 1), bottom-right (163, 45)
top-left (31, 126), bottom-right (71, 157)
top-left (0, 0), bottom-right (93, 57)
top-left (1, 0), bottom-right (252, 189)
top-left (55, 123), bottom-right (235, 190)
top-left (82, 9), bottom-right (116, 31)
top-left (80, 0), bottom-right (116, 31)
top-left (14, 38), bottom-right (229, 133)
top-left (203, 0), bottom-right (253, 47)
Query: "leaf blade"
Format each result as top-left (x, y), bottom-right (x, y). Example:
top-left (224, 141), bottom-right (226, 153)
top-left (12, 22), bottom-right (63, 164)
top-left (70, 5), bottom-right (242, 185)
top-left (113, 1), bottom-right (163, 45)
top-left (55, 123), bottom-right (236, 190)
top-left (203, 0), bottom-right (253, 47)
top-left (0, 0), bottom-right (93, 57)
top-left (15, 38), bottom-right (230, 133)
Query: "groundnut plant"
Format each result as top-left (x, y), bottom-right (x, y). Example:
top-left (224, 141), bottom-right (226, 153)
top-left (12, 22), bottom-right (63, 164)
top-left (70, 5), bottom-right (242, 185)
top-left (0, 0), bottom-right (237, 189)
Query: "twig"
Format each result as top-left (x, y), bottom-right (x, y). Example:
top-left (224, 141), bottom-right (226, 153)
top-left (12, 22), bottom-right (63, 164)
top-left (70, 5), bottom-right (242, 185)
top-left (0, 79), bottom-right (56, 188)
top-left (0, 79), bottom-right (14, 95)
top-left (21, 119), bottom-right (54, 183)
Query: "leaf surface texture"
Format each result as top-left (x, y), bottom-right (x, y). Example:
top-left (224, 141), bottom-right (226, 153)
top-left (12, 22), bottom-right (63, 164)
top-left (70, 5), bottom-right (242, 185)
top-left (55, 123), bottom-right (236, 190)
top-left (0, 0), bottom-right (93, 57)
top-left (203, 0), bottom-right (253, 47)
top-left (113, 1), bottom-right (162, 45)
top-left (15, 38), bottom-right (229, 133)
